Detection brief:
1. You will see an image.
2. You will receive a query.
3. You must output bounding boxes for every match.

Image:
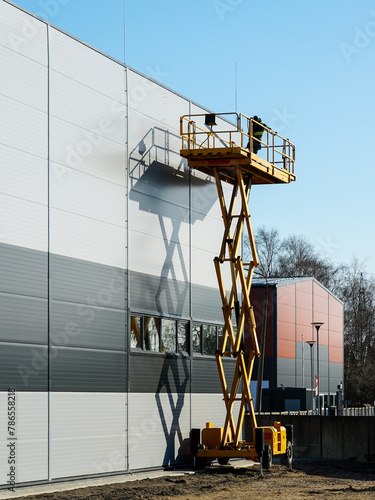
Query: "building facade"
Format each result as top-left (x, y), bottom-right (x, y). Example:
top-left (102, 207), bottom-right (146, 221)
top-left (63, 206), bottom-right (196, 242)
top-left (249, 278), bottom-right (344, 411)
top-left (0, 0), bottom-right (240, 485)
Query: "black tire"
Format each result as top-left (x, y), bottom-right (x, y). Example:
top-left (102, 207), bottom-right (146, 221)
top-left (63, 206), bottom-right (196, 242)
top-left (262, 444), bottom-right (272, 470)
top-left (194, 456), bottom-right (207, 469)
top-left (280, 440), bottom-right (293, 469)
top-left (218, 457), bottom-right (230, 465)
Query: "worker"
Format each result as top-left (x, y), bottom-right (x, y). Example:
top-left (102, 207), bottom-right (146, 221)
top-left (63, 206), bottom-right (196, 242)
top-left (248, 116), bottom-right (270, 154)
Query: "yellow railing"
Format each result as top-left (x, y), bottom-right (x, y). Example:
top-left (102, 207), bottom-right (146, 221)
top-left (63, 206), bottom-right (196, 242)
top-left (180, 112), bottom-right (295, 175)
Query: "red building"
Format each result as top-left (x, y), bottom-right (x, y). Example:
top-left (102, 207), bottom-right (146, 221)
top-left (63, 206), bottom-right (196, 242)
top-left (247, 277), bottom-right (344, 411)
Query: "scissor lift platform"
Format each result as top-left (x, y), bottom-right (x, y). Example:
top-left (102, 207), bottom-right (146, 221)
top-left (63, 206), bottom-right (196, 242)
top-left (180, 113), bottom-right (296, 471)
top-left (180, 112), bottom-right (295, 186)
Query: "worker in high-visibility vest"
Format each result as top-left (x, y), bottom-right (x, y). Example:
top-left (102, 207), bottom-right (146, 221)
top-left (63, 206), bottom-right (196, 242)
top-left (248, 116), bottom-right (270, 154)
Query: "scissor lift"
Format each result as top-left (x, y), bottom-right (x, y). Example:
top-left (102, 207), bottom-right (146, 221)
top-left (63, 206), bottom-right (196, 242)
top-left (180, 113), bottom-right (295, 469)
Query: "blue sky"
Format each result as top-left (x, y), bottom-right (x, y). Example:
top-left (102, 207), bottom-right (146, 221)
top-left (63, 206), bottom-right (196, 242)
top-left (10, 0), bottom-right (375, 275)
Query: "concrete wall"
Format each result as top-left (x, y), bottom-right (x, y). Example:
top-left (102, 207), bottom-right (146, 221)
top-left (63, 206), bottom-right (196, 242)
top-left (245, 414), bottom-right (375, 462)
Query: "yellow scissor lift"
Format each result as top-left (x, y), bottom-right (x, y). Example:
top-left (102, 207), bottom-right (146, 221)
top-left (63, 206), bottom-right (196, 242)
top-left (180, 112), bottom-right (296, 470)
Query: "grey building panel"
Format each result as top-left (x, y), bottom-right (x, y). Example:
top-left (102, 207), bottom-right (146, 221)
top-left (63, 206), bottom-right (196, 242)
top-left (50, 347), bottom-right (126, 392)
top-left (51, 254), bottom-right (126, 310)
top-left (191, 283), bottom-right (222, 323)
top-left (0, 294), bottom-right (47, 344)
top-left (329, 362), bottom-right (344, 393)
top-left (129, 271), bottom-right (189, 318)
top-left (277, 357), bottom-right (296, 387)
top-left (0, 243), bottom-right (47, 298)
top-left (191, 357), bottom-right (236, 394)
top-left (0, 343), bottom-right (48, 391)
top-left (129, 354), bottom-right (190, 394)
top-left (50, 301), bottom-right (126, 351)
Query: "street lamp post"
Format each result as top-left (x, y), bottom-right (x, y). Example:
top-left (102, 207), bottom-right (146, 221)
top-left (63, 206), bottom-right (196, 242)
top-left (306, 340), bottom-right (316, 412)
top-left (312, 322), bottom-right (324, 414)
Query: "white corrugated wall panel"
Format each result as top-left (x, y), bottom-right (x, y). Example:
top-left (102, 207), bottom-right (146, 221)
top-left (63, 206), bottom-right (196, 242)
top-left (0, 1), bottom-right (47, 65)
top-left (0, 44), bottom-right (47, 110)
top-left (191, 394), bottom-right (241, 432)
top-left (49, 27), bottom-right (125, 100)
top-left (50, 209), bottom-right (126, 268)
top-left (128, 110), bottom-right (185, 172)
top-left (50, 117), bottom-right (126, 186)
top-left (51, 166), bottom-right (126, 228)
top-left (129, 229), bottom-right (189, 281)
top-left (50, 392), bottom-right (127, 478)
top-left (128, 70), bottom-right (189, 130)
top-left (129, 196), bottom-right (189, 247)
top-left (128, 392), bottom-right (190, 470)
top-left (0, 144), bottom-right (47, 206)
top-left (0, 392), bottom-right (48, 485)
top-left (50, 71), bottom-right (126, 147)
top-left (0, 93), bottom-right (47, 159)
top-left (0, 194), bottom-right (48, 252)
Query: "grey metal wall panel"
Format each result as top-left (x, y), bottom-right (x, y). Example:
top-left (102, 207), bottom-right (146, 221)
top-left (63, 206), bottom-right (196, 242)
top-left (191, 358), bottom-right (236, 394)
top-left (277, 357), bottom-right (296, 388)
top-left (191, 282), bottom-right (222, 323)
top-left (0, 343), bottom-right (48, 391)
top-left (329, 362), bottom-right (344, 393)
top-left (129, 270), bottom-right (189, 318)
top-left (51, 254), bottom-right (126, 310)
top-left (50, 347), bottom-right (126, 392)
top-left (129, 354), bottom-right (190, 394)
top-left (51, 301), bottom-right (126, 351)
top-left (0, 294), bottom-right (47, 344)
top-left (0, 243), bottom-right (47, 298)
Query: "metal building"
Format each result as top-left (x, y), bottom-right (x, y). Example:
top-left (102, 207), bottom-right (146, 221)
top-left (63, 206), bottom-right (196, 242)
top-left (0, 0), bottom-right (237, 485)
top-left (249, 277), bottom-right (344, 412)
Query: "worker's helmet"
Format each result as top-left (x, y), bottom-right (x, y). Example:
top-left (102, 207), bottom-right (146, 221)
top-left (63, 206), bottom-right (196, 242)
top-left (253, 115), bottom-right (258, 121)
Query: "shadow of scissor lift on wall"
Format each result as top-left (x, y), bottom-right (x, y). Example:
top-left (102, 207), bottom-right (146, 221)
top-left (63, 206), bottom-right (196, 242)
top-left (129, 127), bottom-right (216, 465)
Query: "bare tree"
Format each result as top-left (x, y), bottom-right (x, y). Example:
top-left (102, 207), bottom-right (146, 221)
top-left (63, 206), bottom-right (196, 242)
top-left (253, 226), bottom-right (281, 278)
top-left (278, 234), bottom-right (341, 291)
top-left (336, 259), bottom-right (375, 404)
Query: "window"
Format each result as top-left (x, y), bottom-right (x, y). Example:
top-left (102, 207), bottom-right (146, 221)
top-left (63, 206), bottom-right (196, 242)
top-left (144, 316), bottom-right (160, 352)
top-left (162, 319), bottom-right (176, 352)
top-left (177, 322), bottom-right (189, 353)
top-left (130, 316), bottom-right (142, 349)
top-left (203, 324), bottom-right (217, 355)
top-left (192, 324), bottom-right (202, 354)
top-left (131, 314), bottom-right (189, 354)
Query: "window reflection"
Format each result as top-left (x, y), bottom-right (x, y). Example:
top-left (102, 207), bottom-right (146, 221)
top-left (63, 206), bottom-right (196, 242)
top-left (162, 319), bottom-right (176, 352)
top-left (144, 316), bottom-right (160, 352)
top-left (203, 324), bottom-right (217, 355)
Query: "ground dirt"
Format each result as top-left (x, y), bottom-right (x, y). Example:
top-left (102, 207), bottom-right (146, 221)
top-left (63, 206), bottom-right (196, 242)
top-left (11, 460), bottom-right (375, 500)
